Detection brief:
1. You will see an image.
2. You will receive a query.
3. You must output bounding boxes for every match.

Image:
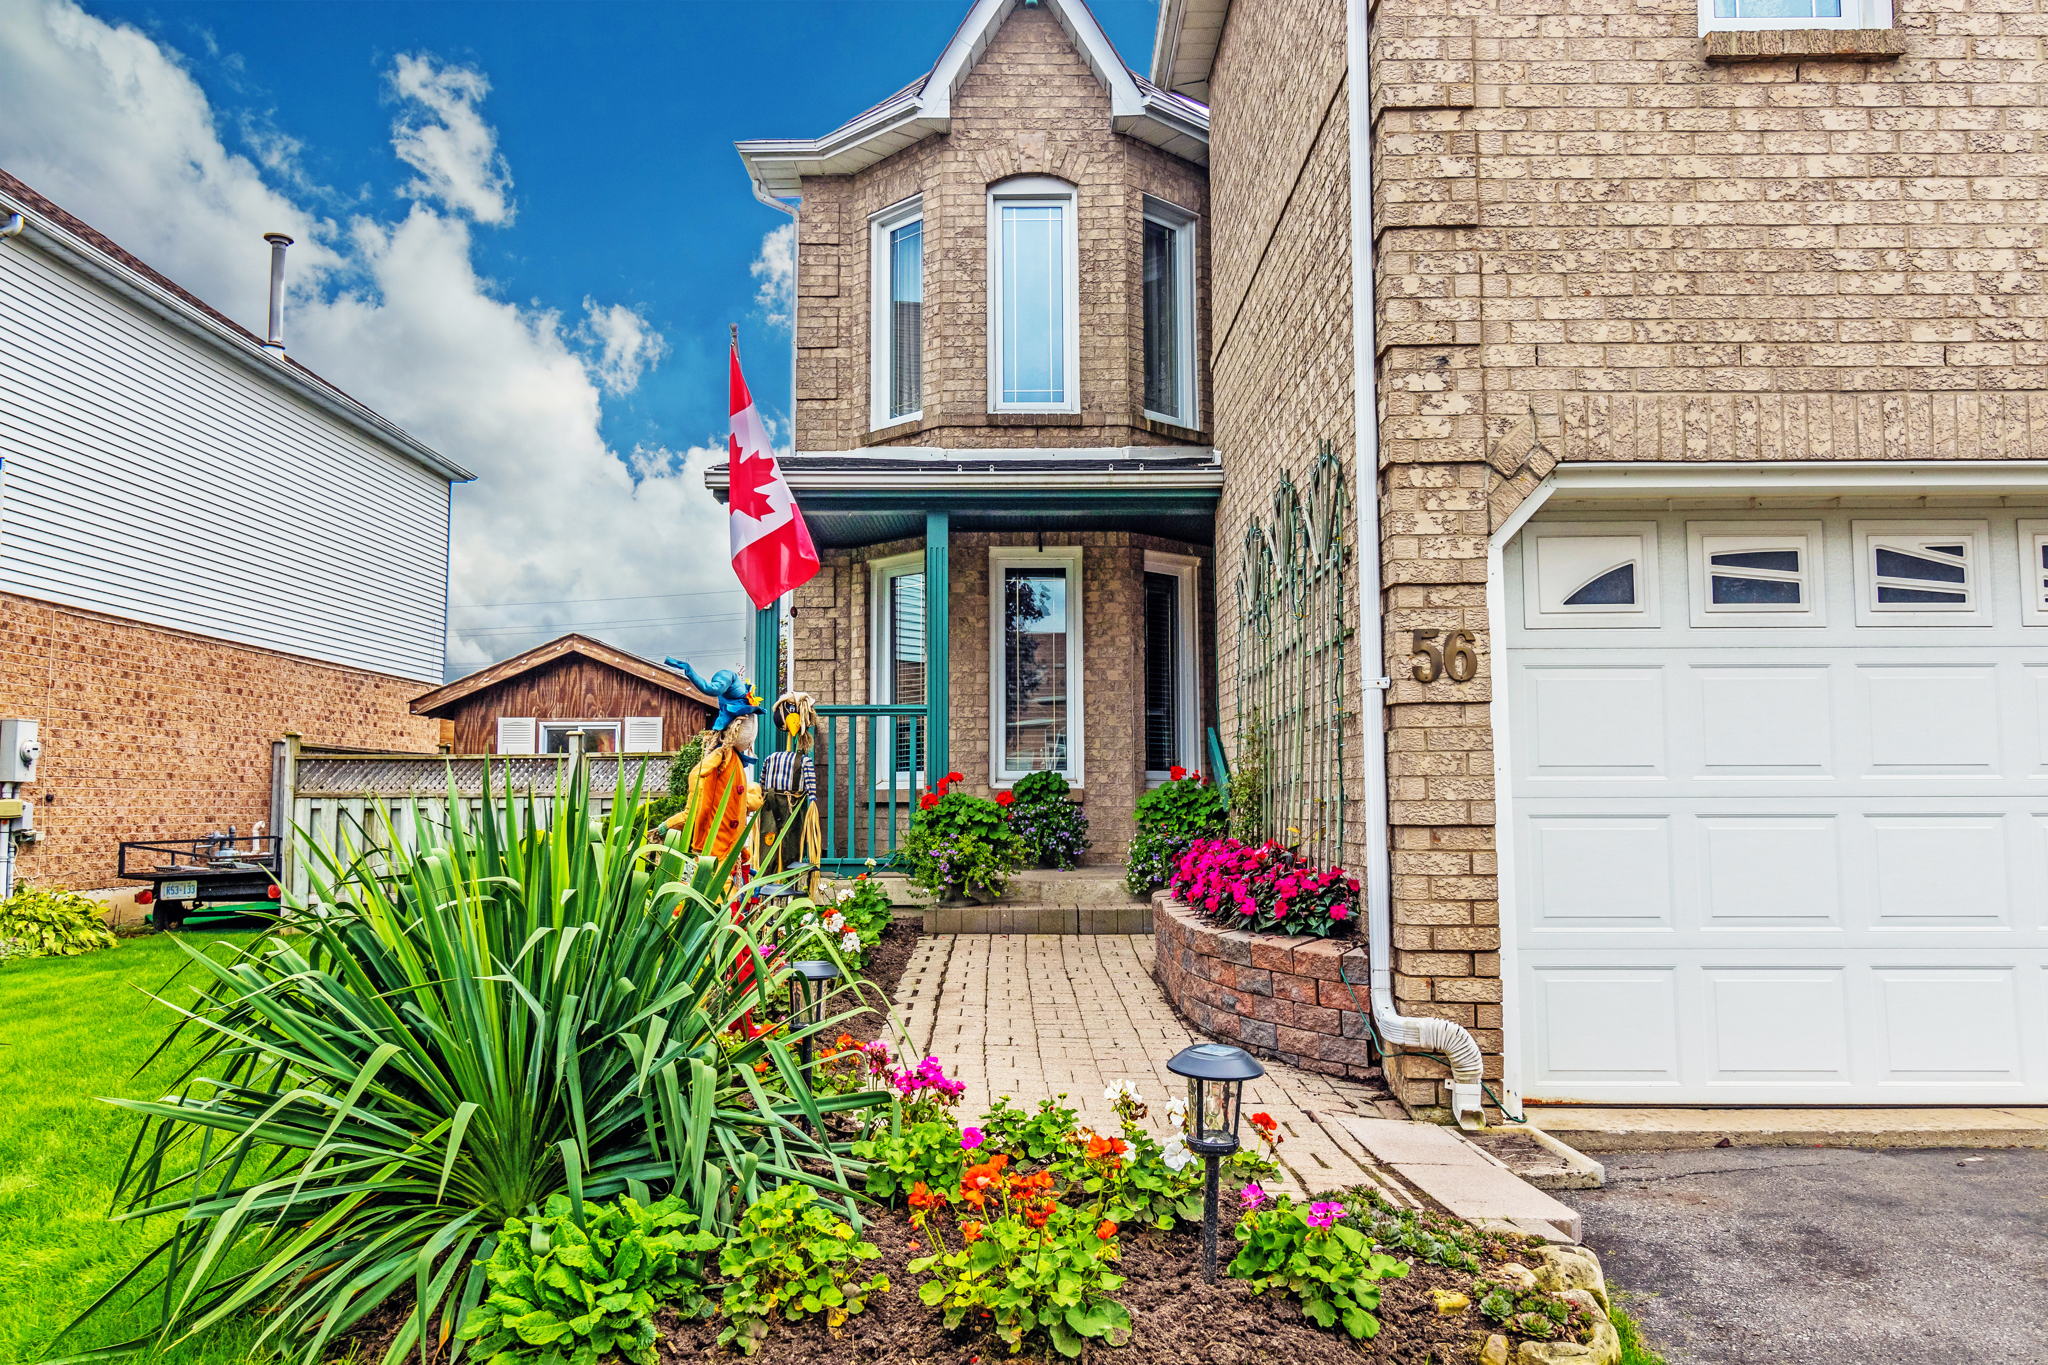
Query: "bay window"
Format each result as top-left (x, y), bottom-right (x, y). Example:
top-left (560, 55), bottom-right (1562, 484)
top-left (988, 177), bottom-right (1079, 413)
top-left (1142, 198), bottom-right (1197, 427)
top-left (870, 197), bottom-right (924, 426)
top-left (990, 546), bottom-right (1085, 785)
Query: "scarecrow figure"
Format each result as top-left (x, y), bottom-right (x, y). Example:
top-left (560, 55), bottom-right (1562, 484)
top-left (659, 659), bottom-right (765, 862)
top-left (758, 691), bottom-right (822, 900)
top-left (665, 658), bottom-right (767, 772)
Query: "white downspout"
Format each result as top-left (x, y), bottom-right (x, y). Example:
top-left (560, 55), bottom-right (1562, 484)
top-left (1347, 0), bottom-right (1487, 1128)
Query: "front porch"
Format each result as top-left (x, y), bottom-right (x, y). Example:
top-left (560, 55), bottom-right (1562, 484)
top-left (738, 453), bottom-right (1223, 869)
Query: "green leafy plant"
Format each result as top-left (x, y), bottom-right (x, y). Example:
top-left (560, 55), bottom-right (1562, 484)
top-left (851, 1116), bottom-right (969, 1203)
top-left (1473, 1278), bottom-right (1595, 1342)
top-left (80, 766), bottom-right (885, 1365)
top-left (1334, 1182), bottom-right (1520, 1274)
top-left (911, 1178), bottom-right (1130, 1358)
top-left (902, 776), bottom-right (1025, 902)
top-left (1229, 1194), bottom-right (1409, 1339)
top-left (0, 882), bottom-right (116, 962)
top-left (1004, 770), bottom-right (1089, 870)
top-left (1123, 770), bottom-right (1227, 896)
top-left (1228, 719), bottom-right (1269, 843)
top-left (716, 1185), bottom-right (888, 1355)
top-left (455, 1193), bottom-right (719, 1365)
top-left (800, 872), bottom-right (893, 968)
top-left (978, 1094), bottom-right (1081, 1163)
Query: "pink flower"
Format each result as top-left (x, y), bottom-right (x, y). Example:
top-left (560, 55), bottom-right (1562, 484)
top-left (1305, 1200), bottom-right (1346, 1229)
top-left (1330, 905), bottom-right (1349, 920)
top-left (1239, 1181), bottom-right (1268, 1211)
top-left (961, 1126), bottom-right (986, 1150)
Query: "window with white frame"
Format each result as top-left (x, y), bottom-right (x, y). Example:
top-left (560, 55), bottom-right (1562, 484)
top-left (2018, 520), bottom-right (2048, 627)
top-left (1523, 523), bottom-right (1660, 628)
top-left (989, 177), bottom-right (1079, 413)
top-left (1853, 520), bottom-right (1990, 625)
top-left (870, 197), bottom-right (924, 426)
top-left (869, 552), bottom-right (927, 777)
top-left (1143, 552), bottom-right (1202, 780)
top-left (1141, 199), bottom-right (1197, 427)
top-left (540, 721), bottom-right (621, 754)
top-left (1700, 0), bottom-right (1890, 32)
top-left (990, 546), bottom-right (1084, 785)
top-left (1687, 522), bottom-right (1823, 626)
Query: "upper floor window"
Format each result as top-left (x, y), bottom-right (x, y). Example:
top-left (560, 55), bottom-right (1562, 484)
top-left (989, 177), bottom-right (1079, 413)
top-left (1142, 198), bottom-right (1197, 427)
top-left (870, 197), bottom-right (923, 426)
top-left (1701, 0), bottom-right (1889, 31)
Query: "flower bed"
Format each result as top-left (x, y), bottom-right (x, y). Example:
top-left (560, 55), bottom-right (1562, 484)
top-left (1169, 836), bottom-right (1361, 938)
top-left (1153, 894), bottom-right (1381, 1082)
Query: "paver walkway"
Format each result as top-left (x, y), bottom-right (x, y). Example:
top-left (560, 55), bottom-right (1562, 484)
top-left (888, 933), bottom-right (1414, 1199)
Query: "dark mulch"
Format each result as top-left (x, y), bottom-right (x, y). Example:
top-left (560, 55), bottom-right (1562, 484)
top-left (829, 917), bottom-right (922, 1048)
top-left (659, 1203), bottom-right (1522, 1365)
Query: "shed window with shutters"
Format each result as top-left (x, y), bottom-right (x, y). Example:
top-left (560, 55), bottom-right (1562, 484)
top-left (541, 721), bottom-right (620, 754)
top-left (1143, 551), bottom-right (1202, 782)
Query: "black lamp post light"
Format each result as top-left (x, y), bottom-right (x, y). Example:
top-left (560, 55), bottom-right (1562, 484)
top-left (1166, 1041), bottom-right (1266, 1283)
top-left (787, 959), bottom-right (842, 1072)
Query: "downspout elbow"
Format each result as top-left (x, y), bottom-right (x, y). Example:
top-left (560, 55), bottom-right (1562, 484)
top-left (0, 213), bottom-right (25, 239)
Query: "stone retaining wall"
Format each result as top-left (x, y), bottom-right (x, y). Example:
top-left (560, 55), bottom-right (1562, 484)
top-left (1151, 894), bottom-right (1379, 1082)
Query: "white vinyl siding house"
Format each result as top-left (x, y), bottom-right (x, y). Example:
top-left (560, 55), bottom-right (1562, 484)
top-left (0, 188), bottom-right (463, 683)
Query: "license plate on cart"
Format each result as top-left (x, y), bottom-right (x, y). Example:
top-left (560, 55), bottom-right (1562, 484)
top-left (160, 879), bottom-right (199, 900)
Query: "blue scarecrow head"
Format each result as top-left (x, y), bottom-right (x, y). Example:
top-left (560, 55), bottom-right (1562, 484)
top-left (666, 659), bottom-right (765, 732)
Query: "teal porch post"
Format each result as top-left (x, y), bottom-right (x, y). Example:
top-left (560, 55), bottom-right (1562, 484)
top-left (752, 600), bottom-right (781, 753)
top-left (924, 511), bottom-right (950, 783)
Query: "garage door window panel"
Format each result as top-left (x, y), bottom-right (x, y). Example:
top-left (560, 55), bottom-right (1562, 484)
top-left (1688, 522), bottom-right (1822, 626)
top-left (1524, 523), bottom-right (1660, 628)
top-left (2016, 520), bottom-right (2048, 626)
top-left (1853, 521), bottom-right (1990, 626)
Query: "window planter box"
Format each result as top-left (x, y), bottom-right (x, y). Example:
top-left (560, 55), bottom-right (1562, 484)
top-left (1150, 894), bottom-right (1380, 1083)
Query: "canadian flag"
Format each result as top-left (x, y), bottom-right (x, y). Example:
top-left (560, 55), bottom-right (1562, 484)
top-left (726, 340), bottom-right (819, 610)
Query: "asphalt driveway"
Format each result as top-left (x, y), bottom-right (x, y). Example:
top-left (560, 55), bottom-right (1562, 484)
top-left (1574, 1147), bottom-right (2048, 1364)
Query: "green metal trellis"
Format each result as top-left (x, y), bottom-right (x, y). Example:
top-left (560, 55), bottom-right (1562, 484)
top-left (1234, 440), bottom-right (1352, 867)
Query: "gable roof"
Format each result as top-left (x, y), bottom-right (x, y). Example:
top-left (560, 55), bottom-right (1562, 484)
top-left (0, 167), bottom-right (473, 484)
top-left (1150, 0), bottom-right (1233, 101)
top-left (736, 0), bottom-right (1209, 201)
top-left (411, 633), bottom-right (717, 716)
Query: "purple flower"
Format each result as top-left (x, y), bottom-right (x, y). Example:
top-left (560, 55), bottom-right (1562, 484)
top-left (1239, 1181), bottom-right (1267, 1211)
top-left (1305, 1200), bottom-right (1346, 1229)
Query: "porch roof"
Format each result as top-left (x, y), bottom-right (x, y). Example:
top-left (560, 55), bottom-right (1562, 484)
top-left (705, 448), bottom-right (1222, 548)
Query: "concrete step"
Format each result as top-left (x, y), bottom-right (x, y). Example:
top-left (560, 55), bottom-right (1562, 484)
top-left (923, 903), bottom-right (1151, 935)
top-left (1528, 1105), bottom-right (2048, 1153)
top-left (1002, 866), bottom-right (1147, 909)
top-left (1328, 1114), bottom-right (1585, 1243)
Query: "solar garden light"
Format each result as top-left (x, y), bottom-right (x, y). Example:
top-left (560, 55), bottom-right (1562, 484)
top-left (1167, 1042), bottom-right (1265, 1283)
top-left (788, 959), bottom-right (841, 1072)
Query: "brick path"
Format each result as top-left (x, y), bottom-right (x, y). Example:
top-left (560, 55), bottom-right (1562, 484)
top-left (889, 933), bottom-right (1414, 1200)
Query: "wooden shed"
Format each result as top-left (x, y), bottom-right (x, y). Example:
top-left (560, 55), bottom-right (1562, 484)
top-left (411, 634), bottom-right (716, 755)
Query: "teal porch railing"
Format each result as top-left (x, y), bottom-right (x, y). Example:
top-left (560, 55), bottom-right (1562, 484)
top-left (814, 703), bottom-right (927, 870)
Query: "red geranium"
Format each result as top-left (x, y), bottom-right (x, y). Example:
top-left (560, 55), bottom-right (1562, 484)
top-left (995, 790), bottom-right (1015, 807)
top-left (1169, 765), bottom-right (1187, 781)
top-left (919, 792), bottom-right (939, 810)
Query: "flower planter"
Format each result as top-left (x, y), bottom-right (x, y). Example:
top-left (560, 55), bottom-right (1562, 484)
top-left (1150, 894), bottom-right (1380, 1082)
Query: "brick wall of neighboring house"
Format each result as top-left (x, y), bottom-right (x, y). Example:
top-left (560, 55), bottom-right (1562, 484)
top-left (789, 532), bottom-right (1214, 865)
top-left (0, 592), bottom-right (438, 890)
top-left (1200, 0), bottom-right (2048, 1113)
top-left (790, 1), bottom-right (1211, 452)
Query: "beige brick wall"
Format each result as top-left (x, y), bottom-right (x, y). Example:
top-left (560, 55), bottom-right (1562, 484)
top-left (790, 2), bottom-right (1211, 452)
top-left (1207, 0), bottom-right (2048, 1113)
top-left (790, 532), bottom-right (1214, 865)
top-left (0, 592), bottom-right (438, 890)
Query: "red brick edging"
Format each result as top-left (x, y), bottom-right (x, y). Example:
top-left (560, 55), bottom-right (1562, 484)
top-left (1150, 894), bottom-right (1379, 1081)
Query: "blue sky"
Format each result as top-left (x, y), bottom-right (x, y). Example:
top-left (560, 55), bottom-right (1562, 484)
top-left (0, 1), bottom-right (1163, 673)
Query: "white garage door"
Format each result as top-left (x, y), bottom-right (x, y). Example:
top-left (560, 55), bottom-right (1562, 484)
top-left (1506, 505), bottom-right (2048, 1104)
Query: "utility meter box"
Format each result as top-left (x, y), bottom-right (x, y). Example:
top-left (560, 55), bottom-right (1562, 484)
top-left (0, 719), bottom-right (40, 783)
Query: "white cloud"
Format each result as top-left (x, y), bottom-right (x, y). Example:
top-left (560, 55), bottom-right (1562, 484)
top-left (576, 298), bottom-right (668, 396)
top-left (750, 221), bottom-right (795, 330)
top-left (0, 0), bottom-right (747, 674)
top-left (388, 52), bottom-right (514, 225)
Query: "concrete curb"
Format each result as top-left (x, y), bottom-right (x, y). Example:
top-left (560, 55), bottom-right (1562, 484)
top-left (1327, 1114), bottom-right (1584, 1243)
top-left (1529, 1106), bottom-right (2048, 1153)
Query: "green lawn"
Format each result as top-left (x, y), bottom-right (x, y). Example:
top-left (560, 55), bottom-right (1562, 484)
top-left (0, 933), bottom-right (264, 1365)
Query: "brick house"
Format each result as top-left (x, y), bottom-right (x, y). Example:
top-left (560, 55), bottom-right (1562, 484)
top-left (0, 169), bottom-right (471, 891)
top-left (728, 0), bottom-right (1219, 867)
top-left (1159, 0), bottom-right (2048, 1117)
top-left (730, 0), bottom-right (2048, 1118)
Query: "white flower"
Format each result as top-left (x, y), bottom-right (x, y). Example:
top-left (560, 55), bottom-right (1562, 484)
top-left (841, 929), bottom-right (861, 953)
top-left (864, 857), bottom-right (879, 868)
top-left (1103, 1078), bottom-right (1140, 1106)
top-left (1165, 1097), bottom-right (1189, 1129)
top-left (823, 911), bottom-right (845, 933)
top-left (1161, 1134), bottom-right (1195, 1172)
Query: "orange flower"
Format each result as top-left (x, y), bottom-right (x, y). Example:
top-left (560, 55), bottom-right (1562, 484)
top-left (1023, 1200), bottom-right (1052, 1229)
top-left (908, 1181), bottom-right (944, 1213)
top-left (1084, 1133), bottom-right (1129, 1161)
top-left (1095, 1219), bottom-right (1118, 1241)
top-left (961, 1220), bottom-right (984, 1244)
top-left (753, 1059), bottom-right (770, 1075)
top-left (837, 1033), bottom-right (856, 1051)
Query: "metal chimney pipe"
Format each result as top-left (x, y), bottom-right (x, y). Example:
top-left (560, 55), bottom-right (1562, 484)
top-left (261, 232), bottom-right (293, 352)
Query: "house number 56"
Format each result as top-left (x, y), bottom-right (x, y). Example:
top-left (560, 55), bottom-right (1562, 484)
top-left (1410, 629), bottom-right (1478, 684)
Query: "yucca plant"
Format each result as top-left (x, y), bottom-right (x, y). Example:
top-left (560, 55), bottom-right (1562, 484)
top-left (60, 766), bottom-right (885, 1365)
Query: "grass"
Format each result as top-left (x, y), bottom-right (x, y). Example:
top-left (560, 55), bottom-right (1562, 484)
top-left (0, 931), bottom-right (264, 1365)
top-left (1611, 1298), bottom-right (1669, 1365)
